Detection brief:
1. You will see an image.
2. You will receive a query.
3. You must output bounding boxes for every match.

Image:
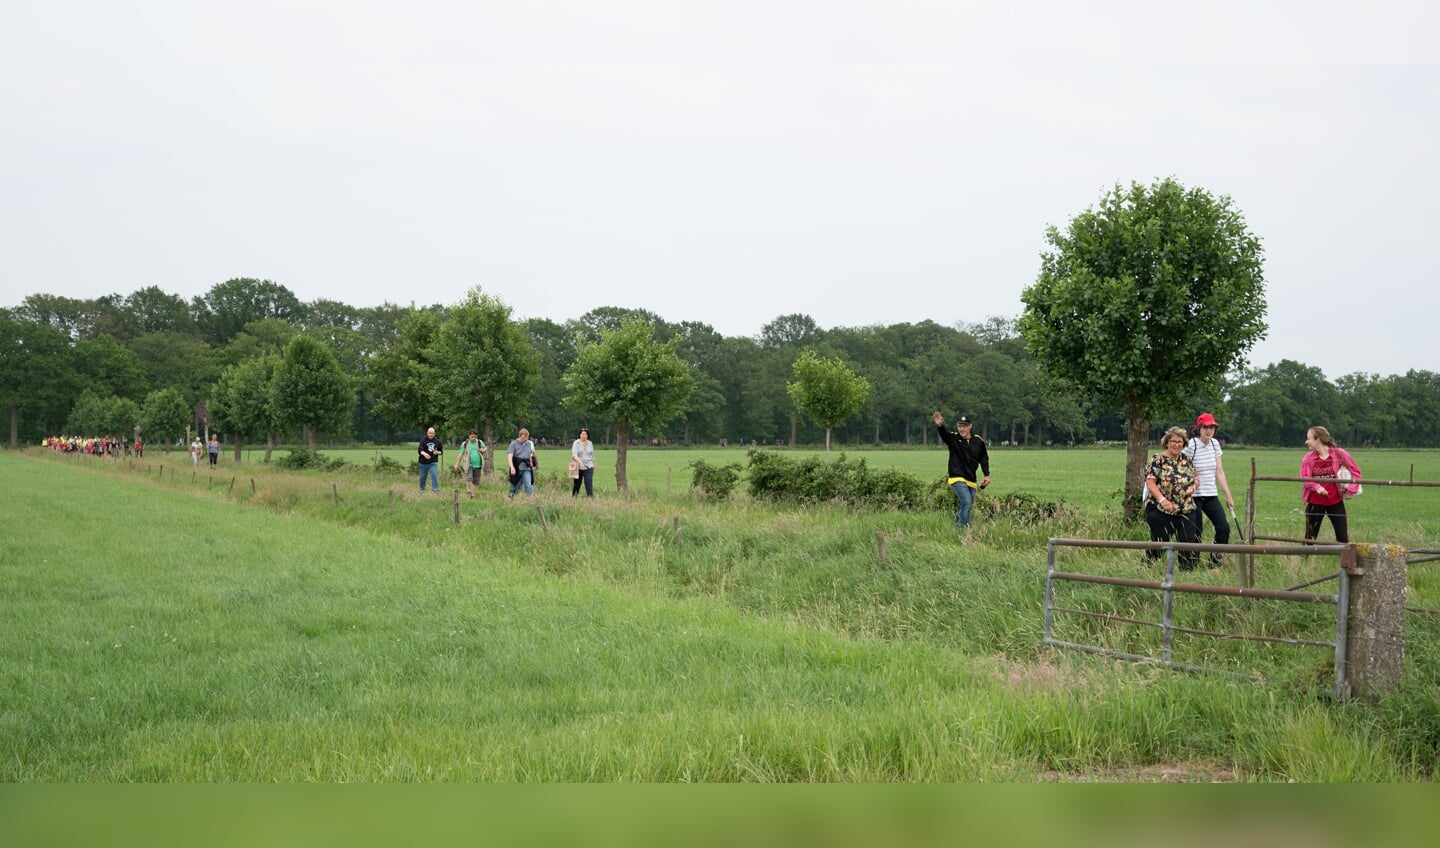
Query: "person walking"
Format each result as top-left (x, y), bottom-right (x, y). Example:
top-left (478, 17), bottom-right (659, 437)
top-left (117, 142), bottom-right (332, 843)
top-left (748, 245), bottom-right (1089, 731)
top-left (1184, 412), bottom-right (1235, 567)
top-left (507, 427), bottom-right (536, 499)
top-left (570, 428), bottom-right (596, 497)
top-left (207, 435), bottom-right (220, 467)
top-left (454, 430), bottom-right (486, 499)
top-left (1144, 426), bottom-right (1200, 571)
top-left (190, 437), bottom-right (203, 466)
top-left (417, 426), bottom-right (443, 493)
top-left (932, 411), bottom-right (990, 531)
top-left (1301, 425), bottom-right (1363, 543)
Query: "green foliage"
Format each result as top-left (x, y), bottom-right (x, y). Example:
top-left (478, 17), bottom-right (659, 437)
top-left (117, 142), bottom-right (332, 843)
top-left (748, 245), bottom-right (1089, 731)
top-left (272, 335), bottom-right (354, 453)
top-left (369, 308), bottom-right (442, 433)
top-left (786, 348), bottom-right (871, 455)
top-left (274, 449), bottom-right (348, 472)
top-left (686, 458), bottom-right (743, 500)
top-left (371, 452), bottom-right (404, 475)
top-left (431, 286), bottom-right (541, 441)
top-left (64, 390), bottom-right (110, 436)
top-left (1020, 177), bottom-right (1268, 510)
top-left (564, 318), bottom-right (694, 490)
top-left (192, 277), bottom-right (304, 346)
top-left (0, 310), bottom-right (76, 445)
top-left (138, 387), bottom-right (191, 445)
top-left (745, 449), bottom-right (930, 511)
top-left (210, 355), bottom-right (280, 445)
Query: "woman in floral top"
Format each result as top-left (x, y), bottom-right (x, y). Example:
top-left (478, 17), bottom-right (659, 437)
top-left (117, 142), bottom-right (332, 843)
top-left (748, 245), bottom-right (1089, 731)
top-left (1144, 426), bottom-right (1200, 570)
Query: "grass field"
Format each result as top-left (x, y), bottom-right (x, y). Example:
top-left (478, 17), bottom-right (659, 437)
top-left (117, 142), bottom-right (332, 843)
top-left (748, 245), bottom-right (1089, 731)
top-left (4, 444), bottom-right (1438, 781)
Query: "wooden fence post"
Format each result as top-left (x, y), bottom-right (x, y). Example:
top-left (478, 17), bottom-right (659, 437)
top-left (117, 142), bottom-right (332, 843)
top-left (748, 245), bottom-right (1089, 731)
top-left (536, 506), bottom-right (548, 534)
top-left (332, 482), bottom-right (339, 506)
top-left (875, 532), bottom-right (887, 565)
top-left (1345, 543), bottom-right (1407, 700)
top-left (673, 516), bottom-right (682, 550)
top-left (453, 490), bottom-right (460, 524)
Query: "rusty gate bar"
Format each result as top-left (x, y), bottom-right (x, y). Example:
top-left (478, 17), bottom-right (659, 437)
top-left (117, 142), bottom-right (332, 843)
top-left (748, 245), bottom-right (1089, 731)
top-left (1051, 605), bottom-right (1336, 647)
top-left (1045, 537), bottom-right (1351, 698)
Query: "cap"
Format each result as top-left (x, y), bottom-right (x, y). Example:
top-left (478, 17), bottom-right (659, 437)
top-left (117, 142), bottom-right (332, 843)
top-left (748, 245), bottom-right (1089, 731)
top-left (956, 416), bottom-right (972, 426)
top-left (1195, 412), bottom-right (1218, 428)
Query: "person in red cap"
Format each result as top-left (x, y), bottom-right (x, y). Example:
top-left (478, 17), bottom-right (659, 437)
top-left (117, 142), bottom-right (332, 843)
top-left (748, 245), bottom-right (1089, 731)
top-left (1183, 412), bottom-right (1236, 566)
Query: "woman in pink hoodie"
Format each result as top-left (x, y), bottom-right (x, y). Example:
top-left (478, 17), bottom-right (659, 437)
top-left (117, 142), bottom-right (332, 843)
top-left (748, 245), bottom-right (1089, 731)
top-left (1300, 426), bottom-right (1363, 543)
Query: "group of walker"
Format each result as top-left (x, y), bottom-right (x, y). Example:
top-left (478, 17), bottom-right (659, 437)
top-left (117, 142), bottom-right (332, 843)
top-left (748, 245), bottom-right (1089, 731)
top-left (1143, 413), bottom-right (1361, 571)
top-left (417, 426), bottom-right (598, 500)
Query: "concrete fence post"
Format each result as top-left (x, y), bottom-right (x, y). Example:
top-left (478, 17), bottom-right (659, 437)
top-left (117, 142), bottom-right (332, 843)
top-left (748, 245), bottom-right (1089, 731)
top-left (1345, 543), bottom-right (1407, 700)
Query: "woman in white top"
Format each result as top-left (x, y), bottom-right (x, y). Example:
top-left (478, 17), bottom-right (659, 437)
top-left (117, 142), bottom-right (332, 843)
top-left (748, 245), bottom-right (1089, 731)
top-left (570, 428), bottom-right (596, 497)
top-left (1183, 412), bottom-right (1236, 566)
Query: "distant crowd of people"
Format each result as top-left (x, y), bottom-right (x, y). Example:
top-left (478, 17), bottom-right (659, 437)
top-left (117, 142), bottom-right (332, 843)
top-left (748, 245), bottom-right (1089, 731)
top-left (45, 435), bottom-right (143, 458)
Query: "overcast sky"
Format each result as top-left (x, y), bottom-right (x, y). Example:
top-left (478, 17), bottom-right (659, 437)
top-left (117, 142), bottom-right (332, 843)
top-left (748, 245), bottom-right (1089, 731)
top-left (3, 2), bottom-right (1436, 380)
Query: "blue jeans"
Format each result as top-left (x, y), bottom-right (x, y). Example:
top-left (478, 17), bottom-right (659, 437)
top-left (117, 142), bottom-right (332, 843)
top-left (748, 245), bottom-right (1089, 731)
top-left (950, 480), bottom-right (977, 527)
top-left (509, 468), bottom-right (534, 498)
top-left (419, 462), bottom-right (439, 492)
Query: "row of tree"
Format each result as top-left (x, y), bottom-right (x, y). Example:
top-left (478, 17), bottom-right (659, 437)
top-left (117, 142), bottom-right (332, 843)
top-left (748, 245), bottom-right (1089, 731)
top-left (3, 281), bottom-right (1438, 462)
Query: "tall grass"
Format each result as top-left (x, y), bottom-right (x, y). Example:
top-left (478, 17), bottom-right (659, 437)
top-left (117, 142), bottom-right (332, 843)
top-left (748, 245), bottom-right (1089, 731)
top-left (6, 447), bottom-right (1439, 781)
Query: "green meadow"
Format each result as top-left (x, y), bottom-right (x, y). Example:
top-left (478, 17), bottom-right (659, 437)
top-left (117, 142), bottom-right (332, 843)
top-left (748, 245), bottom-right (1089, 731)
top-left (3, 444), bottom-right (1438, 781)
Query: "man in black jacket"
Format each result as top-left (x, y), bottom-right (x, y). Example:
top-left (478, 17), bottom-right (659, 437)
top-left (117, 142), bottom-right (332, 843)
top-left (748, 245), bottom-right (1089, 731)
top-left (418, 426), bottom-right (443, 493)
top-left (933, 412), bottom-right (990, 529)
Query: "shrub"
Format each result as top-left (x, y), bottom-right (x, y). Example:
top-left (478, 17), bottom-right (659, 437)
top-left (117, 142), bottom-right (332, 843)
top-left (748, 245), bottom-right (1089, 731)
top-left (745, 449), bottom-right (931, 511)
top-left (275, 450), bottom-right (348, 472)
top-left (687, 459), bottom-right (743, 501)
top-left (371, 453), bottom-right (404, 475)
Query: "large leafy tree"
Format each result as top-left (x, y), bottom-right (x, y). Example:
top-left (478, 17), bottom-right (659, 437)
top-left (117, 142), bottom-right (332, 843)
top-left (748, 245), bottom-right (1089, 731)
top-left (370, 309), bottom-right (443, 435)
top-left (431, 288), bottom-right (540, 470)
top-left (210, 356), bottom-right (281, 462)
top-left (107, 397), bottom-right (142, 440)
top-left (65, 391), bottom-right (111, 437)
top-left (1226, 359), bottom-right (1334, 447)
top-left (563, 318), bottom-right (694, 492)
top-left (124, 286), bottom-right (199, 339)
top-left (192, 278), bottom-right (304, 346)
top-left (786, 348), bottom-right (871, 457)
top-left (139, 387), bottom-right (192, 450)
top-left (73, 335), bottom-right (147, 399)
top-left (128, 331), bottom-right (217, 405)
top-left (271, 335), bottom-right (354, 454)
top-left (0, 311), bottom-right (75, 446)
top-left (1019, 178), bottom-right (1267, 518)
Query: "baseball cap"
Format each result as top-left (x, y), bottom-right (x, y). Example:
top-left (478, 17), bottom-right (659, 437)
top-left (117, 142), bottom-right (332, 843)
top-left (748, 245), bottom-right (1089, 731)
top-left (1195, 412), bottom-right (1218, 428)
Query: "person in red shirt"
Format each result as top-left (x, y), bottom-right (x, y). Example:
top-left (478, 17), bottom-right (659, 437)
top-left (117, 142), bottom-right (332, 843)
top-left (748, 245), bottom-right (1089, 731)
top-left (1300, 425), bottom-right (1363, 543)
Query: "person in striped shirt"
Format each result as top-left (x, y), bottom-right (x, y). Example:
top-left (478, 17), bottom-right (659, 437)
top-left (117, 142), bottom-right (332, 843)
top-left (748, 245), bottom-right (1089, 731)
top-left (1183, 412), bottom-right (1236, 567)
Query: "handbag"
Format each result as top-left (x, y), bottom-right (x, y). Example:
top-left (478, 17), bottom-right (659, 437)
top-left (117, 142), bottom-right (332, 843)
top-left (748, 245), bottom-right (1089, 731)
top-left (1334, 453), bottom-right (1362, 499)
top-left (568, 460), bottom-right (580, 480)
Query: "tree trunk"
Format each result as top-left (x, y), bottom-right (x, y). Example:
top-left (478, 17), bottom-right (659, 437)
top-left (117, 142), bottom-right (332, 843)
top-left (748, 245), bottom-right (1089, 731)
top-left (873, 423), bottom-right (880, 445)
top-left (1124, 401), bottom-right (1150, 522)
top-left (264, 433), bottom-right (274, 463)
top-left (788, 415), bottom-right (797, 448)
top-left (233, 436), bottom-right (243, 463)
top-left (824, 427), bottom-right (832, 458)
top-left (615, 418), bottom-right (629, 492)
top-left (306, 425), bottom-right (317, 454)
top-left (8, 404), bottom-right (17, 449)
top-left (483, 417), bottom-right (496, 477)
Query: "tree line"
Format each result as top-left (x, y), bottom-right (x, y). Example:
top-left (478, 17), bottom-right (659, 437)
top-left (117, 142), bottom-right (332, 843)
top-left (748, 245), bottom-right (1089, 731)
top-left (4, 277), bottom-right (1438, 455)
